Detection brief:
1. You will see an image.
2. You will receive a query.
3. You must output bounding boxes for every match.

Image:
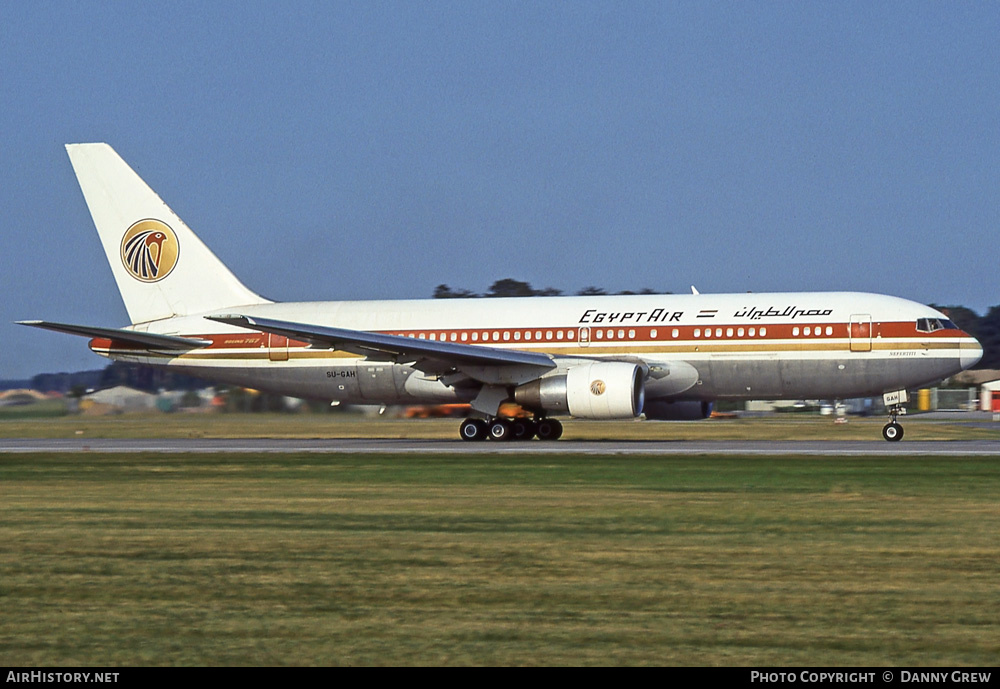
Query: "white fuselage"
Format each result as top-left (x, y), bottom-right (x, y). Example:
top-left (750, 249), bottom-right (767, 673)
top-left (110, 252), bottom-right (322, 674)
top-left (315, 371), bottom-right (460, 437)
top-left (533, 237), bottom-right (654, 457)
top-left (91, 291), bottom-right (981, 409)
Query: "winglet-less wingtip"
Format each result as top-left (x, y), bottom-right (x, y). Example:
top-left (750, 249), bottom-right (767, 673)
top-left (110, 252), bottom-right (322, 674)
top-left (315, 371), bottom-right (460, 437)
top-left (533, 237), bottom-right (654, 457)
top-left (16, 320), bottom-right (211, 349)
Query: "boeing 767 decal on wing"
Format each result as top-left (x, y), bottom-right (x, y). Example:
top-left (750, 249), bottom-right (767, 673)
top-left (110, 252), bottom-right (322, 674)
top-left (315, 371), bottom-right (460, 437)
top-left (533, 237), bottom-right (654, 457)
top-left (20, 144), bottom-right (983, 441)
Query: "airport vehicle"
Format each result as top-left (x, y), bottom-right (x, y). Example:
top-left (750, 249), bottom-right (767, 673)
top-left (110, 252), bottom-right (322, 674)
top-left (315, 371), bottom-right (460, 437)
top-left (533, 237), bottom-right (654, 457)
top-left (20, 144), bottom-right (984, 441)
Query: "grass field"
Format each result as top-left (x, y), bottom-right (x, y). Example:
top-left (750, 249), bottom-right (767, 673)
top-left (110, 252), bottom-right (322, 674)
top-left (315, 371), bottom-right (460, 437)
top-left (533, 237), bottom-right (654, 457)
top-left (2, 449), bottom-right (999, 665)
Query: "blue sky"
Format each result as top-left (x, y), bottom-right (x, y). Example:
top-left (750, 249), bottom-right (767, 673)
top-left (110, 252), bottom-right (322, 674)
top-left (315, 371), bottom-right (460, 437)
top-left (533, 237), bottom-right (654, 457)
top-left (2, 2), bottom-right (998, 379)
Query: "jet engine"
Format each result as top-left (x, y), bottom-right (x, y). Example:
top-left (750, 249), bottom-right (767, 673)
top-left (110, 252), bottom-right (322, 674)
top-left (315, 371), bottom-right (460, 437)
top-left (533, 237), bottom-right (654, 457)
top-left (642, 400), bottom-right (714, 420)
top-left (514, 361), bottom-right (645, 419)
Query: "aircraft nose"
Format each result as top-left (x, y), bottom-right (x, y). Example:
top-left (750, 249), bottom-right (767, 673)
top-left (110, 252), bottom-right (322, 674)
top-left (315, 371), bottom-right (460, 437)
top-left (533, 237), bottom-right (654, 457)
top-left (960, 338), bottom-right (983, 370)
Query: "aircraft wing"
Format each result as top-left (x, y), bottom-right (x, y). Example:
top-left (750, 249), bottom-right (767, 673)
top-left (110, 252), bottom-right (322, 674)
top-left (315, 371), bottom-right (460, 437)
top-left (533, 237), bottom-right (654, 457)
top-left (17, 320), bottom-right (211, 350)
top-left (207, 314), bottom-right (558, 383)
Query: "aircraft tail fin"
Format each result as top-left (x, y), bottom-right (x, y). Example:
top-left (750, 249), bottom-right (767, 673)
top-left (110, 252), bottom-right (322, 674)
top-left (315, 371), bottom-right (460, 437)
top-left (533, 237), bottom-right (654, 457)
top-left (65, 143), bottom-right (270, 324)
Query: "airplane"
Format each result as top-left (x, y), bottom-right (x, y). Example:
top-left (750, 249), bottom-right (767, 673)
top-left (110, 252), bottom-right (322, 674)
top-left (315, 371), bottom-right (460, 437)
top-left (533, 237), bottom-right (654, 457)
top-left (19, 143), bottom-right (984, 442)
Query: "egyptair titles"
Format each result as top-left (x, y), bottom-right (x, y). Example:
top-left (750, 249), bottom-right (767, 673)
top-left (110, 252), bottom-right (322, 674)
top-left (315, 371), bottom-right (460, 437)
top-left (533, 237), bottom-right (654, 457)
top-left (578, 305), bottom-right (834, 324)
top-left (579, 309), bottom-right (683, 324)
top-left (734, 306), bottom-right (835, 321)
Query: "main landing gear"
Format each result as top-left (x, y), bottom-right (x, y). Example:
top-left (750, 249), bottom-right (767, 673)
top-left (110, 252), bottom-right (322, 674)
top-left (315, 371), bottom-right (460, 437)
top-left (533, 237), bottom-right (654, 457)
top-left (882, 405), bottom-right (904, 442)
top-left (459, 416), bottom-right (563, 441)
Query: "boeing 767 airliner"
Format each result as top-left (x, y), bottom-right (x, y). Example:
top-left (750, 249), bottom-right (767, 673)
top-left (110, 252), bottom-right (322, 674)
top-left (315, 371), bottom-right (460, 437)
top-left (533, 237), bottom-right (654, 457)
top-left (20, 144), bottom-right (983, 441)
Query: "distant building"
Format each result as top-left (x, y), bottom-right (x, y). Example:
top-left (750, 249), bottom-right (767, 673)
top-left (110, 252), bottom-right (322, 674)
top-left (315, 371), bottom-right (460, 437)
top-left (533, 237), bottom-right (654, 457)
top-left (0, 389), bottom-right (50, 406)
top-left (82, 386), bottom-right (157, 413)
top-left (981, 380), bottom-right (1000, 413)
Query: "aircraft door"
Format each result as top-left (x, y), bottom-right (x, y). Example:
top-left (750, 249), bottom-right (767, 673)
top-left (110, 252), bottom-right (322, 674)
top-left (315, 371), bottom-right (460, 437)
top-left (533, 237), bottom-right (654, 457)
top-left (579, 327), bottom-right (590, 347)
top-left (268, 333), bottom-right (289, 361)
top-left (849, 315), bottom-right (872, 352)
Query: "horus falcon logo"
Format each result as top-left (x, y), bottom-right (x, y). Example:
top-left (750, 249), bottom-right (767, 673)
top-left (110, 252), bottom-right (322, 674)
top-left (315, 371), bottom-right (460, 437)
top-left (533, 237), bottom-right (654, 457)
top-left (120, 220), bottom-right (179, 282)
top-left (590, 380), bottom-right (606, 396)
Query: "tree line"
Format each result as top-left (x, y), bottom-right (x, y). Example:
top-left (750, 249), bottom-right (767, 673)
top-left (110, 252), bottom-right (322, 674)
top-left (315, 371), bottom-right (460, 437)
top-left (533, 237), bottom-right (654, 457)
top-left (433, 278), bottom-right (666, 299)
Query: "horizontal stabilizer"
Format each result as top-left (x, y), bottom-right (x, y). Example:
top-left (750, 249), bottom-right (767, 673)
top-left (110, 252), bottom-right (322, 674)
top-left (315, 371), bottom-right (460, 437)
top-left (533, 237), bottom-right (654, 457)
top-left (17, 321), bottom-right (211, 350)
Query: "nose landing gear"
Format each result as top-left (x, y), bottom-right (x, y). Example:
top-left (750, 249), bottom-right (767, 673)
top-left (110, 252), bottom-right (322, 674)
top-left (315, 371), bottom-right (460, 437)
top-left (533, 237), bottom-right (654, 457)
top-left (882, 405), bottom-right (904, 442)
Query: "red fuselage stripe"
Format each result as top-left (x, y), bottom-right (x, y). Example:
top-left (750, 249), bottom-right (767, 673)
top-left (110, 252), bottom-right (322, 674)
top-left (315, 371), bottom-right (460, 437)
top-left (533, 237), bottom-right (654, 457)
top-left (88, 322), bottom-right (969, 353)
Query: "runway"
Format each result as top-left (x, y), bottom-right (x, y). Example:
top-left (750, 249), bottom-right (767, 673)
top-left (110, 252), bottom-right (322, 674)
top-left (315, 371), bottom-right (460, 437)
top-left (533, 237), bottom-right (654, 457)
top-left (2, 437), bottom-right (999, 455)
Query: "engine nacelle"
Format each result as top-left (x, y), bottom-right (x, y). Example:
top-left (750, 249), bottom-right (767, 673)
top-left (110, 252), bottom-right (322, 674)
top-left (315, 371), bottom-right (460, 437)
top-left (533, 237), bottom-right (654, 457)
top-left (643, 400), bottom-right (714, 420)
top-left (515, 362), bottom-right (645, 419)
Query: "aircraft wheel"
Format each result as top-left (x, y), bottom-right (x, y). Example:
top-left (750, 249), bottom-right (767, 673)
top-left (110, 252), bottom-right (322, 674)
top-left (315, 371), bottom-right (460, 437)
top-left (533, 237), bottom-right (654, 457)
top-left (460, 418), bottom-right (488, 441)
top-left (882, 422), bottom-right (904, 442)
top-left (535, 418), bottom-right (563, 441)
top-left (488, 418), bottom-right (512, 441)
top-left (510, 418), bottom-right (536, 441)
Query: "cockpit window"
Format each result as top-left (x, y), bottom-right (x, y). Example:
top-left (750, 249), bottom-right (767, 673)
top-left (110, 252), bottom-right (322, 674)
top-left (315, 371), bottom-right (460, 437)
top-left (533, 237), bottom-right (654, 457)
top-left (916, 318), bottom-right (957, 333)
